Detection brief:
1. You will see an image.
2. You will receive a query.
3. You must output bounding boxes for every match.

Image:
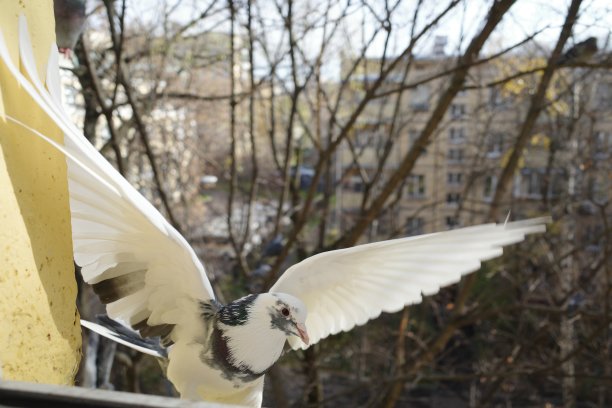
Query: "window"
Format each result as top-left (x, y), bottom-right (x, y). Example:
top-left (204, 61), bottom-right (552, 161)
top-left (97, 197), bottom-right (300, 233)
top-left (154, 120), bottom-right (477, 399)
top-left (450, 104), bottom-right (466, 119)
top-left (516, 169), bottom-right (543, 198)
top-left (406, 175), bottom-right (426, 198)
top-left (447, 173), bottom-right (463, 185)
top-left (593, 131), bottom-right (610, 160)
top-left (405, 217), bottom-right (424, 236)
top-left (489, 87), bottom-right (506, 108)
top-left (595, 82), bottom-right (612, 110)
top-left (514, 168), bottom-right (568, 199)
top-left (411, 85), bottom-right (430, 111)
top-left (449, 127), bottom-right (466, 144)
top-left (355, 127), bottom-right (382, 148)
top-left (349, 176), bottom-right (364, 192)
top-left (487, 133), bottom-right (504, 157)
top-left (447, 192), bottom-right (461, 206)
top-left (448, 148), bottom-right (464, 163)
top-left (484, 175), bottom-right (497, 201)
top-left (525, 171), bottom-right (541, 197)
top-left (446, 216), bottom-right (460, 229)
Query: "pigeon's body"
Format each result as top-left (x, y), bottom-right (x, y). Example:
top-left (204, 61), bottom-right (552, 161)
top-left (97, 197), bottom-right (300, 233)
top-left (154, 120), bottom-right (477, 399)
top-left (2, 19), bottom-right (550, 407)
top-left (166, 299), bottom-right (267, 406)
top-left (166, 294), bottom-right (297, 406)
top-left (169, 343), bottom-right (265, 406)
top-left (85, 293), bottom-right (305, 406)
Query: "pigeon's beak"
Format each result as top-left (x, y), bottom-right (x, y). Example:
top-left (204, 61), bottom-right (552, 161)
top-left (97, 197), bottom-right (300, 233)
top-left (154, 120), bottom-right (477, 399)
top-left (296, 322), bottom-right (309, 345)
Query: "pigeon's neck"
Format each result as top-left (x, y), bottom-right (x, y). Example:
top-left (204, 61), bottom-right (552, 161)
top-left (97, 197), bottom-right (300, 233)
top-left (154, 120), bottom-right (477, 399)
top-left (220, 321), bottom-right (286, 374)
top-left (220, 295), bottom-right (287, 374)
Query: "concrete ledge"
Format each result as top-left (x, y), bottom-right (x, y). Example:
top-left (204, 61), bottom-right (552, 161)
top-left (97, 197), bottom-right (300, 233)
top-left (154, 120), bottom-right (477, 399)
top-left (0, 380), bottom-right (241, 408)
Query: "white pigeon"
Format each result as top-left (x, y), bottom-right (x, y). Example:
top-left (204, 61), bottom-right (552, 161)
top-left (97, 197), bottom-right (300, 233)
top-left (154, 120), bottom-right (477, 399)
top-left (1, 17), bottom-right (549, 408)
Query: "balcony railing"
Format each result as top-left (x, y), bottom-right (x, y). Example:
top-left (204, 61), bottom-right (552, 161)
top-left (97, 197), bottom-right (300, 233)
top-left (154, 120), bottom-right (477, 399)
top-left (0, 380), bottom-right (240, 408)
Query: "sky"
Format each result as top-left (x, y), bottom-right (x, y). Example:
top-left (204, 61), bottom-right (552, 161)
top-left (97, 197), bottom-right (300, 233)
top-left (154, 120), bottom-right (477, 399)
top-left (110, 0), bottom-right (611, 81)
top-left (352, 0), bottom-right (611, 57)
top-left (120, 0), bottom-right (611, 48)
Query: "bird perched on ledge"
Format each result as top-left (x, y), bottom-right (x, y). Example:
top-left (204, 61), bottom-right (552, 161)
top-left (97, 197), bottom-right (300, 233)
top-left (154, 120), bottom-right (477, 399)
top-left (557, 37), bottom-right (598, 65)
top-left (1, 18), bottom-right (549, 408)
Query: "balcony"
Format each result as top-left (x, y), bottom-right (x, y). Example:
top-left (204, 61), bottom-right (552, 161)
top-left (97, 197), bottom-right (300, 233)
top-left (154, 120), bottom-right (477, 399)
top-left (0, 380), bottom-right (230, 408)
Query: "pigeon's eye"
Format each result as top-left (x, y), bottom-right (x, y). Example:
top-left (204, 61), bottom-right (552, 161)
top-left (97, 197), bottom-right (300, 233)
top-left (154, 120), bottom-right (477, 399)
top-left (281, 307), bottom-right (290, 317)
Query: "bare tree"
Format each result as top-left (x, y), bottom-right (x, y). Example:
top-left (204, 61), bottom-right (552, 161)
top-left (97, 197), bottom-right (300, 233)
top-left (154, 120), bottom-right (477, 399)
top-left (66, 0), bottom-right (611, 406)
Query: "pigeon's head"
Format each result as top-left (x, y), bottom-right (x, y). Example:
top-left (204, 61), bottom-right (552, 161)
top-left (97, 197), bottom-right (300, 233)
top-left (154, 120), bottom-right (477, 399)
top-left (263, 293), bottom-right (309, 345)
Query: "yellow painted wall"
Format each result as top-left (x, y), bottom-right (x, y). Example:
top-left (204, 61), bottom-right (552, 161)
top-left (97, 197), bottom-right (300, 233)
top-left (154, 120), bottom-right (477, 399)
top-left (0, 0), bottom-right (81, 384)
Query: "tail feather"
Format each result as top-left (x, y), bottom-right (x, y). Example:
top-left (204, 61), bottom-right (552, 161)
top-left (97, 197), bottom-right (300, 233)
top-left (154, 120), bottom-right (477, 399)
top-left (81, 316), bottom-right (168, 358)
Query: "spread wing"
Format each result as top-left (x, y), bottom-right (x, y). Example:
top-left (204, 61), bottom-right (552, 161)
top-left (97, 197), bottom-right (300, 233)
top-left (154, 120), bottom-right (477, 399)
top-left (0, 17), bottom-right (214, 342)
top-left (270, 218), bottom-right (549, 349)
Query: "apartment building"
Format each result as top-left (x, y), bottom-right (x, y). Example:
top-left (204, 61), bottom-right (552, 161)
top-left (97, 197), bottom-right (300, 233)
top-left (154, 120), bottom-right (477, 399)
top-left (335, 47), bottom-right (610, 244)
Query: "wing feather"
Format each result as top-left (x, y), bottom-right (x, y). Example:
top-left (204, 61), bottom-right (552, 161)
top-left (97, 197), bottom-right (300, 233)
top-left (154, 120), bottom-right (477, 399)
top-left (0, 18), bottom-right (214, 344)
top-left (272, 218), bottom-right (549, 349)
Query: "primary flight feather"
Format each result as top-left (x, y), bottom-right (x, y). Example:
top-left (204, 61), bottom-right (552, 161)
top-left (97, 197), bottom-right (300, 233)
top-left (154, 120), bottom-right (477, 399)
top-left (1, 16), bottom-right (549, 407)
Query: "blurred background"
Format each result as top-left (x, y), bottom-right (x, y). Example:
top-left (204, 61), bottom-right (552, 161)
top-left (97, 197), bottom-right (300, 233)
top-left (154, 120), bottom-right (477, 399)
top-left (64, 0), bottom-right (611, 406)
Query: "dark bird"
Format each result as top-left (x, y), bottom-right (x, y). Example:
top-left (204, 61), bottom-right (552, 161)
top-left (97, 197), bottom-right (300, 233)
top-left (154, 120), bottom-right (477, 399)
top-left (557, 37), bottom-right (598, 65)
top-left (1, 27), bottom-right (550, 407)
top-left (53, 0), bottom-right (87, 56)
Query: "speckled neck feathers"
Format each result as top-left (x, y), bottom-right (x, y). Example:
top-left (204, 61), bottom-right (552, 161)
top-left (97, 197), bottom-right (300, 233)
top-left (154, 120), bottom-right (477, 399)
top-left (208, 294), bottom-right (290, 376)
